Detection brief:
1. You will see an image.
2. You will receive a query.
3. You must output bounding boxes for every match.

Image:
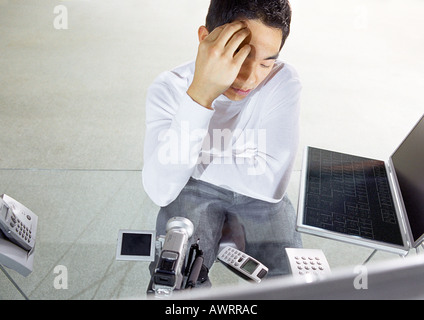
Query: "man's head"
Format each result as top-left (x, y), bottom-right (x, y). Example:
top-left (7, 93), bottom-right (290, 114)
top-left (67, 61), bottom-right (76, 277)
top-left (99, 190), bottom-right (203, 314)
top-left (205, 0), bottom-right (292, 50)
top-left (198, 0), bottom-right (292, 101)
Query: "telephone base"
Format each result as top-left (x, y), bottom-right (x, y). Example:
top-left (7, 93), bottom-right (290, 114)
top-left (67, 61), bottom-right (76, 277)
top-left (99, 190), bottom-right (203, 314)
top-left (0, 231), bottom-right (35, 277)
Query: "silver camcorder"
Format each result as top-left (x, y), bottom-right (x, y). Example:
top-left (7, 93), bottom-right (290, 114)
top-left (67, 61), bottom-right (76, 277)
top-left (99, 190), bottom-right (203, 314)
top-left (152, 217), bottom-right (194, 296)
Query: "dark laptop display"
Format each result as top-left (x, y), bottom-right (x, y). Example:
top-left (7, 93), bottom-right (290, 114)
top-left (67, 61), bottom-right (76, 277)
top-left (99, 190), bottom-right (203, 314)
top-left (297, 114), bottom-right (424, 254)
top-left (391, 115), bottom-right (424, 243)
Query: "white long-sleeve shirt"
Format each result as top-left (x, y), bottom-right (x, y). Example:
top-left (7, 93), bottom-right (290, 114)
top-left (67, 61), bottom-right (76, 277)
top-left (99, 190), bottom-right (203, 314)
top-left (142, 60), bottom-right (301, 207)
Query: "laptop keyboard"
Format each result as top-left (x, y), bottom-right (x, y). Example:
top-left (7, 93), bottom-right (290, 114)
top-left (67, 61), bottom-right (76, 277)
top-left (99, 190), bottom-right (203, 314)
top-left (303, 147), bottom-right (404, 246)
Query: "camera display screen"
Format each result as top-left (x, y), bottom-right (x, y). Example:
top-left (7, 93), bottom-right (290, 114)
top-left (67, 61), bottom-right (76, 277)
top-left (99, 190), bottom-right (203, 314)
top-left (116, 230), bottom-right (155, 261)
top-left (121, 233), bottom-right (152, 256)
top-left (241, 258), bottom-right (259, 274)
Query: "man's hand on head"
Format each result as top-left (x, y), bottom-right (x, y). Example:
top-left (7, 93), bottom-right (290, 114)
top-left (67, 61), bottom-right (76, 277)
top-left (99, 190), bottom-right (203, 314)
top-left (187, 21), bottom-right (251, 109)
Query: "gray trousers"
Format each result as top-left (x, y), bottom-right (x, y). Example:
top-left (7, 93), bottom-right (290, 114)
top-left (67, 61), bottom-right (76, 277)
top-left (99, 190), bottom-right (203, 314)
top-left (155, 178), bottom-right (302, 277)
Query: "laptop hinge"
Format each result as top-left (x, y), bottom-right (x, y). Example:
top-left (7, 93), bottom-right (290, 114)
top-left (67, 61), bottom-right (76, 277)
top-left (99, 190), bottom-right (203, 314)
top-left (386, 158), bottom-right (412, 249)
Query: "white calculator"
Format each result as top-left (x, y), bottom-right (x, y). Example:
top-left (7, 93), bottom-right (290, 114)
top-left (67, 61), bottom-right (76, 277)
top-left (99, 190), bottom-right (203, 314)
top-left (285, 248), bottom-right (331, 280)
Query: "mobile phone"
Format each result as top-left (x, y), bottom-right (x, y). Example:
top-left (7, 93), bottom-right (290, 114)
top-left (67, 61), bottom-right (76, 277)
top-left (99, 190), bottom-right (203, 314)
top-left (217, 246), bottom-right (268, 283)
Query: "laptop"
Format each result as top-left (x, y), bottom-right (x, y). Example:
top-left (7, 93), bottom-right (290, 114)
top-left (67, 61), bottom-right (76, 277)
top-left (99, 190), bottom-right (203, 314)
top-left (297, 114), bottom-right (424, 255)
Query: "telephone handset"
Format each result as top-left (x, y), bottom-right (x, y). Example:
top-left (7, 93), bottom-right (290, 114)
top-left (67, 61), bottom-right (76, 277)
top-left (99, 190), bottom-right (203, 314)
top-left (0, 194), bottom-right (37, 251)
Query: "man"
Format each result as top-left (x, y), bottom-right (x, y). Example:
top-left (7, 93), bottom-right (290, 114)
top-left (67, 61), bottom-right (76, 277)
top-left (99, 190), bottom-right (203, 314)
top-left (143, 0), bottom-right (302, 278)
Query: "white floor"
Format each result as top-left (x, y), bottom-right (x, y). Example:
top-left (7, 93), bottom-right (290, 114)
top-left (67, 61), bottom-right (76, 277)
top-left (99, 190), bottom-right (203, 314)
top-left (0, 0), bottom-right (423, 299)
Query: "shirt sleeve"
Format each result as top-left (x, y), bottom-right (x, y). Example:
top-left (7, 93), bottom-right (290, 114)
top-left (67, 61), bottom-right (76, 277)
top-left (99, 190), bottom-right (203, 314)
top-left (142, 74), bottom-right (215, 207)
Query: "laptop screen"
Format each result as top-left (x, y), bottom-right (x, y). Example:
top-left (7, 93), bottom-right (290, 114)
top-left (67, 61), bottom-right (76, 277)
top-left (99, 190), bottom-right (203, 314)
top-left (391, 115), bottom-right (424, 243)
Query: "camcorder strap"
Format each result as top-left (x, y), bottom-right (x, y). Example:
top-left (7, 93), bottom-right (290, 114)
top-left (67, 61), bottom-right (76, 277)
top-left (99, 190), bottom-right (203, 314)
top-left (184, 239), bottom-right (209, 289)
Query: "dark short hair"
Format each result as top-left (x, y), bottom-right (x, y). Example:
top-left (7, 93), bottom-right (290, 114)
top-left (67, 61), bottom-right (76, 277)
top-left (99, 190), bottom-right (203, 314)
top-left (205, 0), bottom-right (292, 49)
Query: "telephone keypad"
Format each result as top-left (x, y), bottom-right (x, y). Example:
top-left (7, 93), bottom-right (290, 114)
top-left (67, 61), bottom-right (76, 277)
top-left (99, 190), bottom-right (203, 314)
top-left (285, 248), bottom-right (331, 280)
top-left (220, 247), bottom-right (247, 266)
top-left (0, 195), bottom-right (37, 251)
